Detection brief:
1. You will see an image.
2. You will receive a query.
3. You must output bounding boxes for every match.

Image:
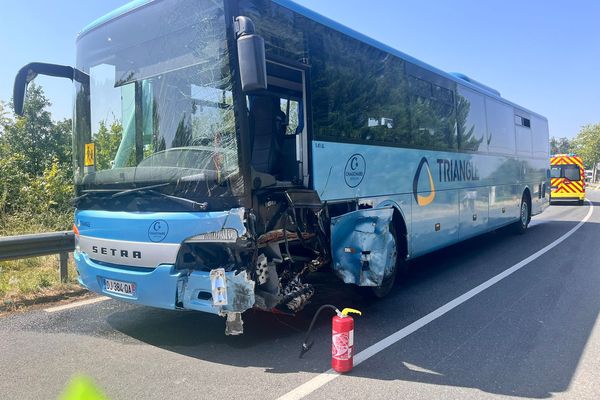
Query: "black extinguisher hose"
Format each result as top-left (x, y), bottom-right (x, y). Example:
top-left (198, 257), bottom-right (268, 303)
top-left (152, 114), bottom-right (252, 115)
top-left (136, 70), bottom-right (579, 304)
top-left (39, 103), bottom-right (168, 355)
top-left (299, 304), bottom-right (339, 358)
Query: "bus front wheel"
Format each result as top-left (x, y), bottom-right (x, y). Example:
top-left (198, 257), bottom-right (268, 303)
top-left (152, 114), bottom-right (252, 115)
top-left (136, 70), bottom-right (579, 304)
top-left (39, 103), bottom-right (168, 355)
top-left (368, 222), bottom-right (403, 299)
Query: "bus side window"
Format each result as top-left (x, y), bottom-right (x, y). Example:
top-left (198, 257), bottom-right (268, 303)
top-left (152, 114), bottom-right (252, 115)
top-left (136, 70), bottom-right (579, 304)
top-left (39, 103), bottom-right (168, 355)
top-left (408, 73), bottom-right (457, 150)
top-left (280, 98), bottom-right (302, 136)
top-left (486, 98), bottom-right (516, 155)
top-left (457, 85), bottom-right (486, 152)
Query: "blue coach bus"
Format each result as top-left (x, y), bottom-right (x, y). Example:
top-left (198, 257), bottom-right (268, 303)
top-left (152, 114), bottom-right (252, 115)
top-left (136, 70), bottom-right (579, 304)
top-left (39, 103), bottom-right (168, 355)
top-left (14, 0), bottom-right (549, 334)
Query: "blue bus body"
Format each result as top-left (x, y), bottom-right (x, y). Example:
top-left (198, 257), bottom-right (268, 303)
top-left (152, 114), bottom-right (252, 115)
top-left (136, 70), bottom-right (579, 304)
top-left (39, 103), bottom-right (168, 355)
top-left (312, 142), bottom-right (548, 258)
top-left (16, 0), bottom-right (549, 334)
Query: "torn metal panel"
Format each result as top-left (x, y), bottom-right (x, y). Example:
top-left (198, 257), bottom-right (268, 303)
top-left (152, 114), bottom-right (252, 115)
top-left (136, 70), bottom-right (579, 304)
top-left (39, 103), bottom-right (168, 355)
top-left (331, 208), bottom-right (395, 287)
top-left (222, 207), bottom-right (247, 237)
top-left (182, 208), bottom-right (247, 244)
top-left (225, 312), bottom-right (244, 335)
top-left (225, 270), bottom-right (255, 312)
top-left (182, 269), bottom-right (255, 314)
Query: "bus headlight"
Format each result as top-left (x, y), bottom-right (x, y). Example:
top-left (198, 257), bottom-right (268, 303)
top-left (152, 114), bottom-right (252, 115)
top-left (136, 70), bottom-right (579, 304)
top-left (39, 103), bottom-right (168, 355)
top-left (185, 229), bottom-right (238, 243)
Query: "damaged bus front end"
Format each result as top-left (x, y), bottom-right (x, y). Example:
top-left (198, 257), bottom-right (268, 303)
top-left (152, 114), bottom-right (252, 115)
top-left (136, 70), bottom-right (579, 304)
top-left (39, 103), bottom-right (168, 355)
top-left (75, 188), bottom-right (330, 335)
top-left (15, 0), bottom-right (405, 335)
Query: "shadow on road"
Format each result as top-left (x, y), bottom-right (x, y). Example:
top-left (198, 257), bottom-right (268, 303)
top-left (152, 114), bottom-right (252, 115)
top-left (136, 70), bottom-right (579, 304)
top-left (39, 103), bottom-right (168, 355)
top-left (105, 209), bottom-right (599, 399)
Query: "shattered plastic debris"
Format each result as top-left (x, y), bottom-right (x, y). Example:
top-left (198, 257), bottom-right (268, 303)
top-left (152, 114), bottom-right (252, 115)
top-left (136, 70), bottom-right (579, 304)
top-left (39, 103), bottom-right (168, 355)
top-left (225, 312), bottom-right (244, 335)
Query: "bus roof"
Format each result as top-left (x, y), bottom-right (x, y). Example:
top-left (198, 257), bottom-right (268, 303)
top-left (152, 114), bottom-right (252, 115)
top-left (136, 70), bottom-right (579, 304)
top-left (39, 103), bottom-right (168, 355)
top-left (78, 0), bottom-right (546, 120)
top-left (78, 0), bottom-right (152, 36)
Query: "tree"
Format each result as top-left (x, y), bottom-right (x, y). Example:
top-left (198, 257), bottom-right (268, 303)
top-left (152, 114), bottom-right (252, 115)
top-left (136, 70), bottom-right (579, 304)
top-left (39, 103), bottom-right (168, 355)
top-left (550, 136), bottom-right (571, 155)
top-left (0, 100), bottom-right (10, 136)
top-left (0, 153), bottom-right (29, 216)
top-left (3, 84), bottom-right (72, 176)
top-left (0, 84), bottom-right (74, 227)
top-left (570, 123), bottom-right (600, 170)
top-left (94, 120), bottom-right (123, 170)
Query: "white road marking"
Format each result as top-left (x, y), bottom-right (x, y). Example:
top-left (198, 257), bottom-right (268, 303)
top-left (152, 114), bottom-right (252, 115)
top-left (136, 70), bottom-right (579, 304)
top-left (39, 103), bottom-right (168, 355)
top-left (44, 296), bottom-right (110, 313)
top-left (278, 200), bottom-right (594, 400)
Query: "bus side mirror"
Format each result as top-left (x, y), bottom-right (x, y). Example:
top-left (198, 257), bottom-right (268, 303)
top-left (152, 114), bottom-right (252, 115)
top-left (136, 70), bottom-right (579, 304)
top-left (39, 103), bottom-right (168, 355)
top-left (13, 65), bottom-right (40, 116)
top-left (13, 63), bottom-right (88, 116)
top-left (235, 16), bottom-right (267, 92)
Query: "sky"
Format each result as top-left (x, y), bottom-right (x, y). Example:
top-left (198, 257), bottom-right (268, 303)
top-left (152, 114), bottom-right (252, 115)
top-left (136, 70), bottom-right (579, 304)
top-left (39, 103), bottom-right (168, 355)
top-left (0, 0), bottom-right (599, 139)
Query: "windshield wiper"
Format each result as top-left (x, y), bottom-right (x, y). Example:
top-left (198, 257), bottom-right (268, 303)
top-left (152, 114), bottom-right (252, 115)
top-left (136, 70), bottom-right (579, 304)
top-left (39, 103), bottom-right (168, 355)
top-left (147, 190), bottom-right (208, 211)
top-left (72, 188), bottom-right (122, 204)
top-left (73, 184), bottom-right (169, 204)
top-left (111, 183), bottom-right (208, 211)
top-left (110, 183), bottom-right (171, 198)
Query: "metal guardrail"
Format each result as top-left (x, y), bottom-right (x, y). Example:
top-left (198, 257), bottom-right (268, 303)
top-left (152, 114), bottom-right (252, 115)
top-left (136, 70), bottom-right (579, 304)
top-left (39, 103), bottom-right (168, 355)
top-left (0, 231), bottom-right (75, 282)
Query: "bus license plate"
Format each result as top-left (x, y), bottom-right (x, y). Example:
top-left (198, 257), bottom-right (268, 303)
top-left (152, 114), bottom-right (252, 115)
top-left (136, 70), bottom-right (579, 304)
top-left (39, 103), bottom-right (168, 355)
top-left (104, 278), bottom-right (136, 296)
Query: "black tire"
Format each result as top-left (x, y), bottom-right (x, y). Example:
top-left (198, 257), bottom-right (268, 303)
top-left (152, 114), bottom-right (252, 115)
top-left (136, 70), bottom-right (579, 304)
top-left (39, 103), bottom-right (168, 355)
top-left (514, 195), bottom-right (531, 234)
top-left (368, 223), bottom-right (403, 299)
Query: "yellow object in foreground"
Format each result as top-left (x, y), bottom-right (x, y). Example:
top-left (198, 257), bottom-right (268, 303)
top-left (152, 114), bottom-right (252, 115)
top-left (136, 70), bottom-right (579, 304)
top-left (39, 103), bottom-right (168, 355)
top-left (59, 375), bottom-right (107, 400)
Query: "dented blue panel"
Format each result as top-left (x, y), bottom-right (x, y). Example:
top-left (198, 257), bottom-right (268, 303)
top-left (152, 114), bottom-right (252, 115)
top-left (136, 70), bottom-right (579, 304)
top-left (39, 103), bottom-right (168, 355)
top-left (331, 208), bottom-right (395, 287)
top-left (222, 208), bottom-right (247, 237)
top-left (183, 270), bottom-right (255, 314)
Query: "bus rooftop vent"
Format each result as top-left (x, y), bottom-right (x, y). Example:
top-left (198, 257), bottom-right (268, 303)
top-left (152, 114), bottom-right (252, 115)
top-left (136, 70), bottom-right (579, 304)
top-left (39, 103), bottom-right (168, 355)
top-left (451, 73), bottom-right (501, 97)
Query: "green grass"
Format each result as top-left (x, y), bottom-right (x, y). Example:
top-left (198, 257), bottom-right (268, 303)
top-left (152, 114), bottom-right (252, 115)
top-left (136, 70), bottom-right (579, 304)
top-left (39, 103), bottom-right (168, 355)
top-left (0, 255), bottom-right (80, 301)
top-left (0, 211), bottom-right (72, 237)
top-left (0, 211), bottom-right (80, 306)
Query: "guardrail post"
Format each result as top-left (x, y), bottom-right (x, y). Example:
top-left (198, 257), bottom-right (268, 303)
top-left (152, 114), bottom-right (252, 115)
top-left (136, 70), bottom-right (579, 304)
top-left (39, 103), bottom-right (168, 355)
top-left (59, 252), bottom-right (69, 283)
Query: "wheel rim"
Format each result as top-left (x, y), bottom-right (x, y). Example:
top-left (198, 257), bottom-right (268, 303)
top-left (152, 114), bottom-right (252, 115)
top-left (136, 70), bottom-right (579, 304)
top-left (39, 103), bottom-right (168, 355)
top-left (521, 201), bottom-right (528, 226)
top-left (371, 229), bottom-right (398, 298)
top-left (386, 234), bottom-right (398, 277)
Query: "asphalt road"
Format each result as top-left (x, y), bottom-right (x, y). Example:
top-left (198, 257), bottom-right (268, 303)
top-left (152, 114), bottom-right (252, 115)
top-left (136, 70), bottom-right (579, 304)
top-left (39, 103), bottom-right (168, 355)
top-left (1, 192), bottom-right (600, 400)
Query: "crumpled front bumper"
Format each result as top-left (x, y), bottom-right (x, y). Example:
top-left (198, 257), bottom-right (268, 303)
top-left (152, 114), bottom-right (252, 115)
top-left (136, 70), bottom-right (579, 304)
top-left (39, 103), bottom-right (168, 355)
top-left (75, 251), bottom-right (255, 315)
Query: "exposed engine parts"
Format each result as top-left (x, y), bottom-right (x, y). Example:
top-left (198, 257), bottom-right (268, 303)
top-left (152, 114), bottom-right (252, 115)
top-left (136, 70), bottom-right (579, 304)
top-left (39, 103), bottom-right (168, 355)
top-left (280, 276), bottom-right (314, 313)
top-left (250, 189), bottom-right (328, 315)
top-left (175, 188), bottom-right (329, 334)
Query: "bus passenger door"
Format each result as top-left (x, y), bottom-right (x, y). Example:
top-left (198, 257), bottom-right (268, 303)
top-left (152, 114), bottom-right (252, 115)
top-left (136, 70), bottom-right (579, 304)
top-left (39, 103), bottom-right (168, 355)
top-left (248, 61), bottom-right (309, 185)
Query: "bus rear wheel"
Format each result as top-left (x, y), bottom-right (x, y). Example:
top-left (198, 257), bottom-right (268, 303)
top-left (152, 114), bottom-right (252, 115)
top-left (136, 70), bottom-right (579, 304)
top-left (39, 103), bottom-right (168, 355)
top-left (514, 195), bottom-right (531, 234)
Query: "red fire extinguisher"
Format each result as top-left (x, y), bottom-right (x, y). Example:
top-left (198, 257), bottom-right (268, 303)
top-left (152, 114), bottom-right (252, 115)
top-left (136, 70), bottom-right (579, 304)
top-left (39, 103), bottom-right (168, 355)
top-left (299, 305), bottom-right (362, 373)
top-left (331, 308), bottom-right (361, 372)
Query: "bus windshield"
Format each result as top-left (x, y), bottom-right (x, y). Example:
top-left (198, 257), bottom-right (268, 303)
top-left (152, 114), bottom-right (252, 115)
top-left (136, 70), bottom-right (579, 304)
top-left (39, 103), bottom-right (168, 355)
top-left (73, 0), bottom-right (244, 202)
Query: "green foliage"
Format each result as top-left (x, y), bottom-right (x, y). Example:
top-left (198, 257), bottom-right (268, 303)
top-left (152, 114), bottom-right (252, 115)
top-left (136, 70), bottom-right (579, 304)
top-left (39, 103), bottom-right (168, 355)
top-left (19, 159), bottom-right (73, 215)
top-left (550, 136), bottom-right (571, 155)
top-left (570, 123), bottom-right (600, 169)
top-left (0, 85), bottom-right (77, 302)
top-left (0, 84), bottom-right (73, 234)
top-left (0, 100), bottom-right (10, 135)
top-left (94, 120), bottom-right (123, 170)
top-left (2, 84), bottom-right (71, 176)
top-left (0, 153), bottom-right (29, 216)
